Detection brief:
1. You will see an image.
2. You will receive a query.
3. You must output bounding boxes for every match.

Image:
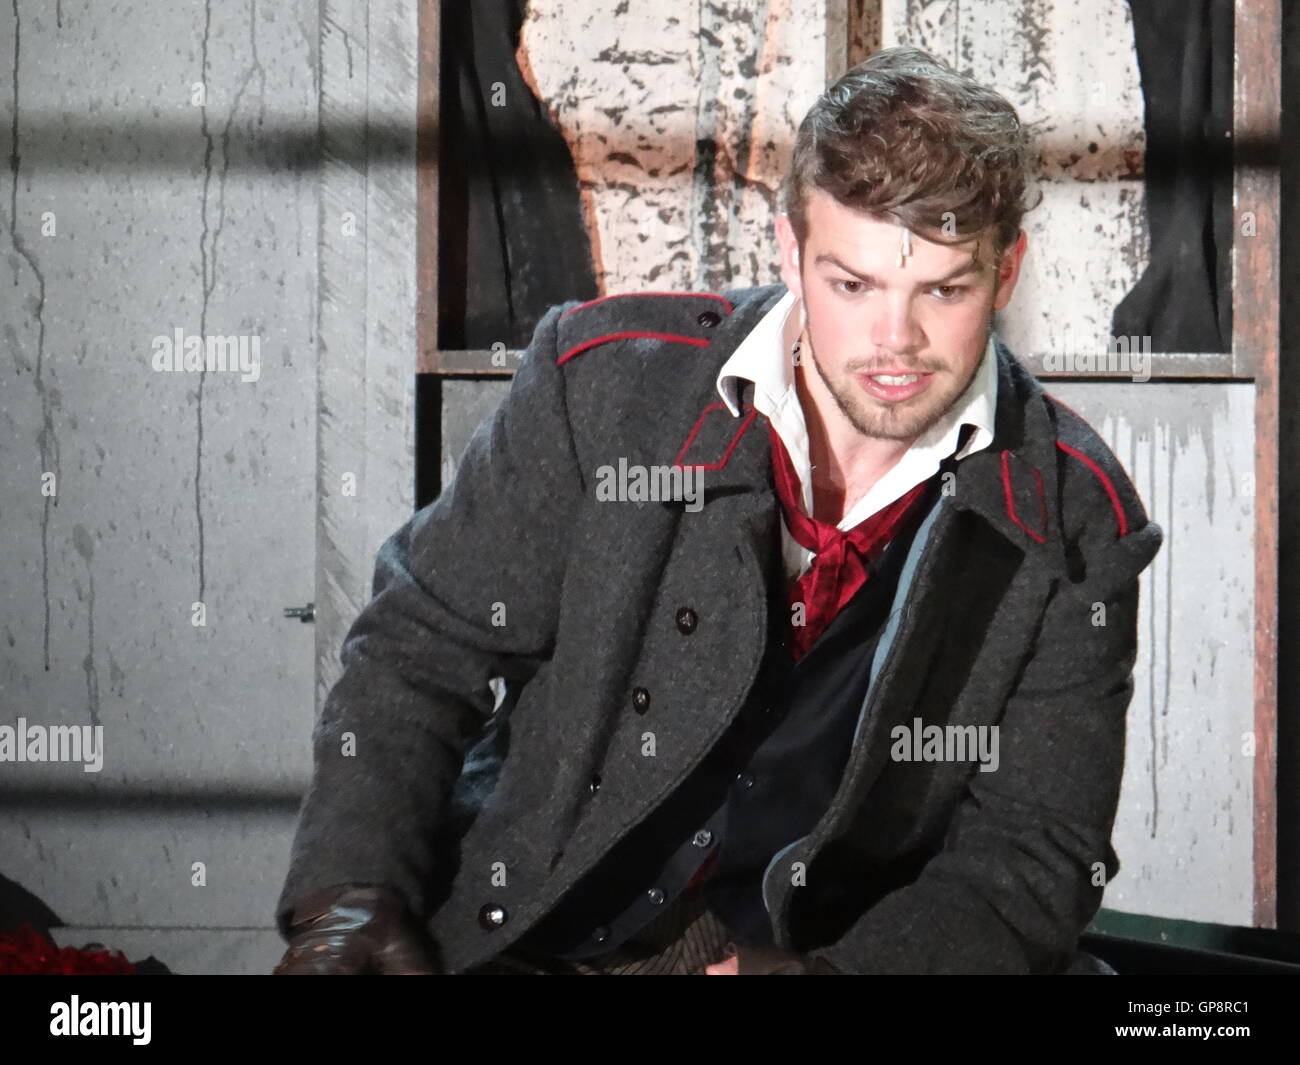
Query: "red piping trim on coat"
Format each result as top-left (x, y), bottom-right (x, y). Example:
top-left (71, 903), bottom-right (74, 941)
top-left (1001, 449), bottom-right (1047, 543)
top-left (560, 291), bottom-right (734, 318)
top-left (673, 403), bottom-right (759, 472)
top-left (1056, 440), bottom-right (1129, 537)
top-left (556, 331), bottom-right (710, 366)
top-left (1043, 391), bottom-right (1084, 421)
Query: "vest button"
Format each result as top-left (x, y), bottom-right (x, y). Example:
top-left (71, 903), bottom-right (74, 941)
top-left (632, 686), bottom-right (651, 713)
top-left (478, 903), bottom-right (509, 930)
top-left (736, 771), bottom-right (754, 789)
top-left (592, 925), bottom-right (611, 944)
top-left (675, 607), bottom-right (698, 634)
top-left (589, 774), bottom-right (601, 795)
top-left (697, 309), bottom-right (722, 328)
top-left (693, 829), bottom-right (713, 847)
top-left (646, 887), bottom-right (666, 905)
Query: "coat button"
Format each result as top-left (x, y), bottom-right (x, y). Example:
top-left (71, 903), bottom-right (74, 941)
top-left (646, 887), bottom-right (666, 905)
top-left (592, 925), bottom-right (611, 944)
top-left (693, 829), bottom-right (713, 847)
top-left (589, 774), bottom-right (601, 795)
top-left (697, 309), bottom-right (722, 328)
top-left (736, 770), bottom-right (754, 789)
top-left (478, 903), bottom-right (509, 930)
top-left (632, 687), bottom-right (650, 713)
top-left (675, 606), bottom-right (698, 634)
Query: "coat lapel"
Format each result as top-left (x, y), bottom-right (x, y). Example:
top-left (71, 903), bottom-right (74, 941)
top-left (943, 336), bottom-right (1070, 576)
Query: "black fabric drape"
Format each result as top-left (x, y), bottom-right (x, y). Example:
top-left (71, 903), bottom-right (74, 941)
top-left (438, 0), bottom-right (598, 350)
top-left (1113, 0), bottom-right (1234, 353)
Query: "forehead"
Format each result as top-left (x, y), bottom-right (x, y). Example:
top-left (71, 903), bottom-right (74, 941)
top-left (803, 188), bottom-right (990, 268)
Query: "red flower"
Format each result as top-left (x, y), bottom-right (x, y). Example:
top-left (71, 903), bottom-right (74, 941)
top-left (0, 923), bottom-right (138, 975)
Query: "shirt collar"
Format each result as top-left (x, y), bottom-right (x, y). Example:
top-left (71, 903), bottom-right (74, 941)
top-left (714, 287), bottom-right (998, 464)
top-left (716, 289), bottom-right (802, 419)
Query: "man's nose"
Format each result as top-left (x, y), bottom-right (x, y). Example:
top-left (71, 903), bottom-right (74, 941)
top-left (868, 295), bottom-right (923, 356)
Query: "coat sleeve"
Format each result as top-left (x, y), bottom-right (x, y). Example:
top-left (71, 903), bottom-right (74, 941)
top-left (808, 468), bottom-right (1164, 974)
top-left (275, 302), bottom-right (584, 936)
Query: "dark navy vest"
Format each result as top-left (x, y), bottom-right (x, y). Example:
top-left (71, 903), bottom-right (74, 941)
top-left (513, 474), bottom-right (943, 959)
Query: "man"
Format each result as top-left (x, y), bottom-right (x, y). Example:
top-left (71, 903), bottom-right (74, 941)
top-left (273, 45), bottom-right (1162, 975)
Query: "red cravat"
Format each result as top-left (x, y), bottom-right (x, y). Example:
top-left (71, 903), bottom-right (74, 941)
top-left (767, 421), bottom-right (934, 660)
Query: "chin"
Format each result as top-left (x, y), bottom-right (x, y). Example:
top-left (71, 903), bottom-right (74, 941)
top-left (847, 395), bottom-right (950, 441)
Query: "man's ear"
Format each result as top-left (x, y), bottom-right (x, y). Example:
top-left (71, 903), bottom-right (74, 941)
top-left (991, 229), bottom-right (1028, 312)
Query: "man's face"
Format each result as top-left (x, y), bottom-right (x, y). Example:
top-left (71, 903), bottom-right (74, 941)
top-left (776, 187), bottom-right (1026, 442)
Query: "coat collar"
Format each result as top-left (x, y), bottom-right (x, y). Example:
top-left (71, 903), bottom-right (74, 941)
top-left (665, 321), bottom-right (1070, 578)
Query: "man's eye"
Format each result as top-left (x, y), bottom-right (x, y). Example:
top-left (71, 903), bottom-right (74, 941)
top-left (932, 284), bottom-right (967, 301)
top-left (833, 279), bottom-right (865, 294)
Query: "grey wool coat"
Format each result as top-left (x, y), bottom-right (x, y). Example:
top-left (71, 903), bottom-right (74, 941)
top-left (276, 283), bottom-right (1164, 974)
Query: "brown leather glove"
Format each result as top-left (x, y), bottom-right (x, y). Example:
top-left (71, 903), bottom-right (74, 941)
top-left (731, 941), bottom-right (842, 974)
top-left (273, 884), bottom-right (442, 974)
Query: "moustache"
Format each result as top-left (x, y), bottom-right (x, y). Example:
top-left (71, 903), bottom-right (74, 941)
top-left (847, 362), bottom-right (939, 375)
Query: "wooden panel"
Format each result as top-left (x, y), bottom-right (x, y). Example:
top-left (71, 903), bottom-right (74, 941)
top-left (1019, 352), bottom-right (1237, 380)
top-left (417, 1), bottom-right (440, 374)
top-left (1233, 0), bottom-right (1283, 928)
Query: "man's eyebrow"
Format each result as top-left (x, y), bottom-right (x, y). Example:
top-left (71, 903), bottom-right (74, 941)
top-left (812, 251), bottom-right (984, 286)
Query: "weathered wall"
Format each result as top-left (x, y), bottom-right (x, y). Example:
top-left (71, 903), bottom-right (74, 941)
top-left (518, 0), bottom-right (853, 293)
top-left (1, 0), bottom-right (321, 973)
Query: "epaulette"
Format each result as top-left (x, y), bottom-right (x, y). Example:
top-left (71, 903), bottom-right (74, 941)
top-left (555, 290), bottom-right (736, 366)
top-left (1044, 393), bottom-right (1138, 540)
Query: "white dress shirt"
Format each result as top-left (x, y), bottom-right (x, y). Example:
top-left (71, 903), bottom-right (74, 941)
top-left (715, 288), bottom-right (998, 583)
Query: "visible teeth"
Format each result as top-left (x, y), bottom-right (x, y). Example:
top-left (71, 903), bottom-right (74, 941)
top-left (870, 374), bottom-right (921, 385)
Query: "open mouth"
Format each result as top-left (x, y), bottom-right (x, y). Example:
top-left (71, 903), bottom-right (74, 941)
top-left (856, 371), bottom-right (933, 402)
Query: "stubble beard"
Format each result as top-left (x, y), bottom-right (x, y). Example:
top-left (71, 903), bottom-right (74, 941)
top-left (803, 324), bottom-right (991, 442)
